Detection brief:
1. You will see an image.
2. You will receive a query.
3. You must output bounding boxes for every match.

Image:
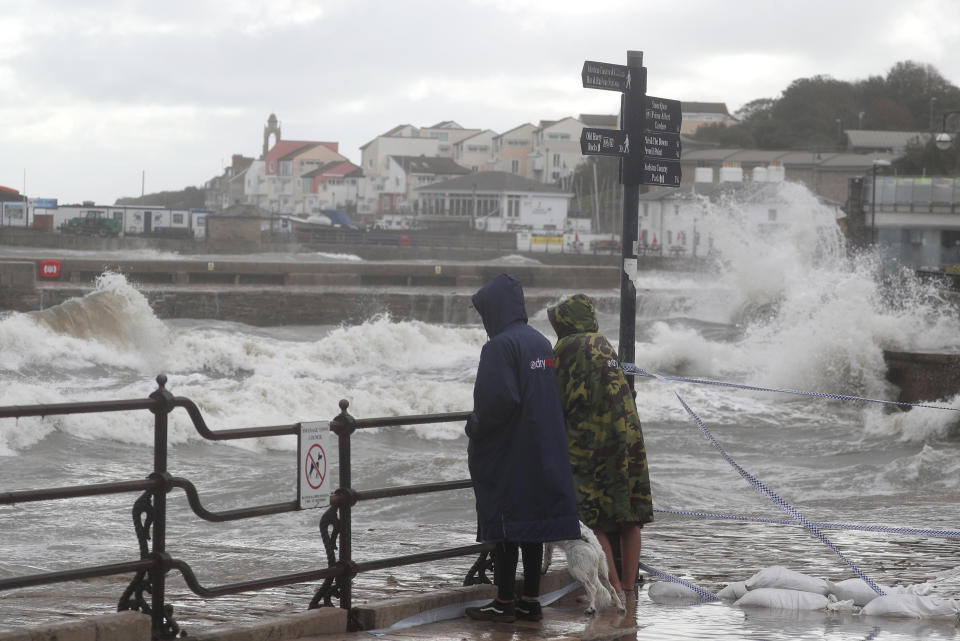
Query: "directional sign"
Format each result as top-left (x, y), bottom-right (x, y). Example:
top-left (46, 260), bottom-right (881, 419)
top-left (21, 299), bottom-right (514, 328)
top-left (580, 128), bottom-right (630, 156)
top-left (641, 160), bottom-right (683, 187)
top-left (645, 96), bottom-right (682, 134)
top-left (641, 132), bottom-right (681, 161)
top-left (581, 61), bottom-right (631, 92)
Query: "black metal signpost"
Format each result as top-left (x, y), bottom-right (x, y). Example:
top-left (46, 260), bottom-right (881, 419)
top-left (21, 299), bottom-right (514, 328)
top-left (580, 51), bottom-right (682, 387)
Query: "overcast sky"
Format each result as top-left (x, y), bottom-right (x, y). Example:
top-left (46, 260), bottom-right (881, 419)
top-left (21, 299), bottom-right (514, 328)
top-left (3, 0), bottom-right (960, 205)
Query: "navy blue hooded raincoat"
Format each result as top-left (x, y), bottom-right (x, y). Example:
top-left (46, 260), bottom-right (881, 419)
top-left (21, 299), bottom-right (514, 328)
top-left (466, 274), bottom-right (580, 543)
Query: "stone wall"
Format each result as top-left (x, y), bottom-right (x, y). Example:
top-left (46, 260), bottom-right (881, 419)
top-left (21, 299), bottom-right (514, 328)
top-left (883, 350), bottom-right (960, 404)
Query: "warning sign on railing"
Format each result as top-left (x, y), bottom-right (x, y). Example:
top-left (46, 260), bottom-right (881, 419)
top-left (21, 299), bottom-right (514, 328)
top-left (298, 421), bottom-right (336, 509)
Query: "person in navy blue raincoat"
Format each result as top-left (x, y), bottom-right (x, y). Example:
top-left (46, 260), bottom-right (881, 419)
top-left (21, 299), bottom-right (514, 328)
top-left (464, 273), bottom-right (580, 623)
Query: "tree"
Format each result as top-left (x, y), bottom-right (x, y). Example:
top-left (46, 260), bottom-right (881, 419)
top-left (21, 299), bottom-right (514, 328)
top-left (116, 186), bottom-right (206, 209)
top-left (690, 61), bottom-right (960, 154)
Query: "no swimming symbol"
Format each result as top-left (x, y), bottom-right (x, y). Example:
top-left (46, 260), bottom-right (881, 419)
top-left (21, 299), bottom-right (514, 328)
top-left (305, 443), bottom-right (327, 490)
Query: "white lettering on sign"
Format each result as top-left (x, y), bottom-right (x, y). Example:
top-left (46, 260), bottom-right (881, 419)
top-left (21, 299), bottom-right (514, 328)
top-left (584, 62), bottom-right (628, 78)
top-left (583, 73), bottom-right (624, 90)
top-left (298, 421), bottom-right (336, 509)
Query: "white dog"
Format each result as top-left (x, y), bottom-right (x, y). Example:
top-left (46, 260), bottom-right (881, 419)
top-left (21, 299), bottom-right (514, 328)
top-left (543, 521), bottom-right (626, 615)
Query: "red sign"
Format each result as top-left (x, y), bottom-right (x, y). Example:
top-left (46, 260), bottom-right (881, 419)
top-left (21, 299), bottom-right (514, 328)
top-left (39, 260), bottom-right (62, 279)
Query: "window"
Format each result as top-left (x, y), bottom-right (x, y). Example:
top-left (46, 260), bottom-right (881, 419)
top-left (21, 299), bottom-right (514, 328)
top-left (279, 161), bottom-right (292, 176)
top-left (269, 161), bottom-right (275, 173)
top-left (547, 133), bottom-right (571, 140)
top-left (507, 139), bottom-right (528, 146)
top-left (303, 178), bottom-right (313, 193)
top-left (113, 211), bottom-right (123, 221)
top-left (552, 153), bottom-right (561, 167)
top-left (196, 216), bottom-right (205, 227)
top-left (172, 213), bottom-right (184, 224)
top-left (768, 209), bottom-right (777, 221)
top-left (511, 160), bottom-right (520, 173)
top-left (507, 195), bottom-right (520, 218)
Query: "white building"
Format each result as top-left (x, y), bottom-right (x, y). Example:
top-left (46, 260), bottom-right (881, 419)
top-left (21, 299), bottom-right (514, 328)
top-left (530, 117), bottom-right (585, 187)
top-left (301, 160), bottom-right (362, 214)
top-left (453, 129), bottom-right (497, 172)
top-left (492, 123), bottom-right (536, 177)
top-left (416, 171), bottom-right (571, 233)
top-left (635, 166), bottom-right (840, 256)
top-left (382, 155), bottom-right (471, 214)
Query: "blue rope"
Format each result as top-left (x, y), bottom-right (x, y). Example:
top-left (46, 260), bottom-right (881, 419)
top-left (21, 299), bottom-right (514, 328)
top-left (671, 391), bottom-right (885, 595)
top-left (638, 562), bottom-right (720, 601)
top-left (618, 363), bottom-right (959, 597)
top-left (653, 508), bottom-right (960, 540)
top-left (621, 363), bottom-right (960, 413)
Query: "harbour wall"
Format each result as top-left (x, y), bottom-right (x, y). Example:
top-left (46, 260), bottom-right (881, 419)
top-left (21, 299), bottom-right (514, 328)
top-left (0, 258), bottom-right (623, 325)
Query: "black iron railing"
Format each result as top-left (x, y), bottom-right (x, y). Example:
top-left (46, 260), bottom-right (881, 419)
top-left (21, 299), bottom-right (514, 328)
top-left (0, 376), bottom-right (492, 639)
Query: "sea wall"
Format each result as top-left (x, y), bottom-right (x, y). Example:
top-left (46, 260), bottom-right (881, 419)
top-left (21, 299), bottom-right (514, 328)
top-left (0, 259), bottom-right (623, 325)
top-left (883, 350), bottom-right (960, 404)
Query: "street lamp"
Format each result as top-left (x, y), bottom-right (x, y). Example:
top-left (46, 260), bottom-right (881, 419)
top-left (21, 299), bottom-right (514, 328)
top-left (870, 159), bottom-right (891, 244)
top-left (935, 109), bottom-right (960, 150)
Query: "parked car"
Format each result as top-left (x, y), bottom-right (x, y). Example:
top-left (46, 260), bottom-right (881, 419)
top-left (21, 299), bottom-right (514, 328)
top-left (590, 238), bottom-right (621, 253)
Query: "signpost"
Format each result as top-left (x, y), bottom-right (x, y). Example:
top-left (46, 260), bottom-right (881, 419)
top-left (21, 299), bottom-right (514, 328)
top-left (581, 61), bottom-right (631, 92)
top-left (580, 128), bottom-right (630, 156)
top-left (580, 51), bottom-right (683, 387)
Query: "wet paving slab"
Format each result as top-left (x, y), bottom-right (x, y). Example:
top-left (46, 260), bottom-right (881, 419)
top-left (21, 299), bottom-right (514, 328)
top-left (298, 592), bottom-right (643, 641)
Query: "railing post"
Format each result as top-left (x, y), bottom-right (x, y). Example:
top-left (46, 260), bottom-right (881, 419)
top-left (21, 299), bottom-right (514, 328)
top-left (329, 399), bottom-right (356, 612)
top-left (148, 375), bottom-right (177, 639)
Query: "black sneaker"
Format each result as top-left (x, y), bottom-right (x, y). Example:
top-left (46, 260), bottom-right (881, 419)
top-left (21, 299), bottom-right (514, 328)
top-left (514, 598), bottom-right (542, 621)
top-left (465, 599), bottom-right (516, 622)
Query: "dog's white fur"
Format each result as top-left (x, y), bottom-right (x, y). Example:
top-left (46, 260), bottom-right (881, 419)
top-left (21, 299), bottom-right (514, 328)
top-left (543, 521), bottom-right (626, 615)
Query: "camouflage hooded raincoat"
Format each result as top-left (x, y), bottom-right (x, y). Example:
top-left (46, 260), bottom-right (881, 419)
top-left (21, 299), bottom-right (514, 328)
top-left (547, 294), bottom-right (654, 530)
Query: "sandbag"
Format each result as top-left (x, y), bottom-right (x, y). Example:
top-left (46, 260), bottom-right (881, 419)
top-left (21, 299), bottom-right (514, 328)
top-left (744, 565), bottom-right (831, 595)
top-left (827, 578), bottom-right (887, 606)
top-left (716, 581), bottom-right (748, 600)
top-left (647, 581), bottom-right (707, 602)
top-left (735, 587), bottom-right (830, 610)
top-left (860, 594), bottom-right (960, 619)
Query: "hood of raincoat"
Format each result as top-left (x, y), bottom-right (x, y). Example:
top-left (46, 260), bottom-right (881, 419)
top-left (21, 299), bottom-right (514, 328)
top-left (472, 273), bottom-right (528, 338)
top-left (548, 293), bottom-right (599, 338)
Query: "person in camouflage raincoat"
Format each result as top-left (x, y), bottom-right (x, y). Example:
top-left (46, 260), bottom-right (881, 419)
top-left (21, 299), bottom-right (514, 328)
top-left (547, 293), bottom-right (653, 595)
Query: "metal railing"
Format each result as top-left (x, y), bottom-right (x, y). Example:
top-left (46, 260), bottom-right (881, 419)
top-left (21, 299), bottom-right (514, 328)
top-left (0, 375), bottom-right (492, 639)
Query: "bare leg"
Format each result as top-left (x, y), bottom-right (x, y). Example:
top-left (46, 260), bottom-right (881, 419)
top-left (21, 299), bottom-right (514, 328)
top-left (618, 523), bottom-right (643, 594)
top-left (592, 528), bottom-right (623, 593)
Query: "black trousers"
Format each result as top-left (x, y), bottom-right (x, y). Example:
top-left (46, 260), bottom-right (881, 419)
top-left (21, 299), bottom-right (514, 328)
top-left (494, 541), bottom-right (542, 601)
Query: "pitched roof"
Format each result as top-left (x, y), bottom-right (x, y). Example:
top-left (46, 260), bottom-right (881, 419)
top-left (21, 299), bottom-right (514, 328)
top-left (845, 129), bottom-right (930, 152)
top-left (279, 142), bottom-right (322, 161)
top-left (389, 155), bottom-right (471, 175)
top-left (455, 129), bottom-right (497, 145)
top-left (493, 123), bottom-right (535, 140)
top-left (415, 171), bottom-right (566, 194)
top-left (301, 160), bottom-right (363, 179)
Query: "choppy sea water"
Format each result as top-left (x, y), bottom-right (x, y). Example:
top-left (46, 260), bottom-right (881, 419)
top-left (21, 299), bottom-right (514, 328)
top-left (3, 182), bottom-right (960, 639)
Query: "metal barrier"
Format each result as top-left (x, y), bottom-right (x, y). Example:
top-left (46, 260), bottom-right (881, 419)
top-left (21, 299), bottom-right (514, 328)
top-left (0, 375), bottom-right (492, 639)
